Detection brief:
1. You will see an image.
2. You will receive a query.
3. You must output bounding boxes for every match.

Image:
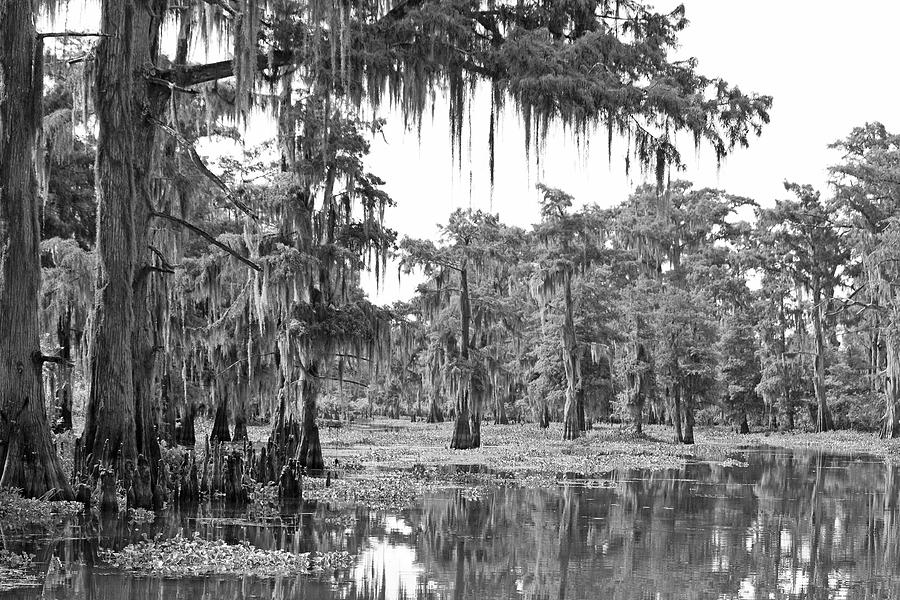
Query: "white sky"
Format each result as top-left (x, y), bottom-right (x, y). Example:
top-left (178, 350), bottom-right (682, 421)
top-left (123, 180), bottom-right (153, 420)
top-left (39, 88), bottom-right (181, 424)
top-left (361, 0), bottom-right (900, 302)
top-left (44, 1), bottom-right (900, 303)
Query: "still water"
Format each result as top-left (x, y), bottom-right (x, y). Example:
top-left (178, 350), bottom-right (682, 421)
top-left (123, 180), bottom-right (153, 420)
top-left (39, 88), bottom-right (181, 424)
top-left (4, 447), bottom-right (900, 599)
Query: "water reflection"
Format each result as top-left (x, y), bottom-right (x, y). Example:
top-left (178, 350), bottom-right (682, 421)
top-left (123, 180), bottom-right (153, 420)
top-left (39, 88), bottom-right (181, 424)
top-left (4, 448), bottom-right (900, 599)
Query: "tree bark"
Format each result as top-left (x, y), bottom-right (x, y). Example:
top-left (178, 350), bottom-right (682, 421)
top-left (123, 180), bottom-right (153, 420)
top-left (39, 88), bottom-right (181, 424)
top-left (561, 274), bottom-right (583, 441)
top-left (52, 307), bottom-right (73, 433)
top-left (738, 412), bottom-right (750, 434)
top-left (80, 0), bottom-right (166, 509)
top-left (427, 392), bottom-right (444, 423)
top-left (882, 340), bottom-right (900, 439)
top-left (681, 375), bottom-right (695, 444)
top-left (627, 341), bottom-right (649, 436)
top-left (495, 390), bottom-right (509, 425)
top-left (0, 1), bottom-right (73, 499)
top-left (811, 286), bottom-right (833, 432)
top-left (672, 381), bottom-right (683, 443)
top-left (176, 402), bottom-right (196, 446)
top-left (297, 364), bottom-right (324, 472)
top-left (209, 387), bottom-right (231, 443)
top-left (451, 264), bottom-right (479, 449)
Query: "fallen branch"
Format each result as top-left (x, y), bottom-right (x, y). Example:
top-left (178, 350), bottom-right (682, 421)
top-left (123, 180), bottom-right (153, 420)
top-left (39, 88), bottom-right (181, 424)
top-left (151, 211), bottom-right (262, 272)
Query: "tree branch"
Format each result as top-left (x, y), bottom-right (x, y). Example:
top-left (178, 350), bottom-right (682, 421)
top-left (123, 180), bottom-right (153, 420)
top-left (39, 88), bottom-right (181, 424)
top-left (150, 117), bottom-right (259, 220)
top-left (38, 32), bottom-right (109, 38)
top-left (33, 352), bottom-right (75, 367)
top-left (200, 0), bottom-right (237, 16)
top-left (151, 211), bottom-right (262, 272)
top-left (156, 51), bottom-right (294, 88)
top-left (147, 76), bottom-right (199, 95)
top-left (148, 244), bottom-right (177, 270)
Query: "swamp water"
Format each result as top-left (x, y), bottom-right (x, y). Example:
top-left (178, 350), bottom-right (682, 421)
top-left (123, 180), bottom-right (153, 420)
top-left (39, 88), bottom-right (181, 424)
top-left (3, 447), bottom-right (900, 599)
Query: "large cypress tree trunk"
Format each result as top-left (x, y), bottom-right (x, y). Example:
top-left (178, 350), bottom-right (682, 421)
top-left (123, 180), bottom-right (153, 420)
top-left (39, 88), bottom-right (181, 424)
top-left (681, 376), bottom-right (695, 445)
top-left (80, 0), bottom-right (165, 509)
top-left (882, 339), bottom-right (900, 439)
top-left (297, 364), bottom-right (324, 471)
top-left (52, 307), bottom-right (73, 433)
top-left (672, 381), bottom-right (683, 444)
top-left (561, 274), bottom-right (582, 441)
top-left (450, 264), bottom-right (478, 449)
top-left (811, 286), bottom-right (833, 432)
top-left (494, 390), bottom-right (509, 425)
top-left (209, 385), bottom-right (231, 443)
top-left (426, 391), bottom-right (444, 423)
top-left (627, 341), bottom-right (648, 436)
top-left (81, 0), bottom-right (140, 481)
top-left (0, 1), bottom-right (73, 499)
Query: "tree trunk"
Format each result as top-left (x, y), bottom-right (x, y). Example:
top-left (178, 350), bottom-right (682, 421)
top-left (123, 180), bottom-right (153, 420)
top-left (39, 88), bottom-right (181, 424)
top-left (232, 381), bottom-right (248, 441)
top-left (132, 268), bottom-right (161, 502)
top-left (451, 264), bottom-right (479, 449)
top-left (80, 0), bottom-right (165, 510)
top-left (495, 391), bottom-right (509, 425)
top-left (597, 387), bottom-right (610, 422)
top-left (561, 274), bottom-right (582, 441)
top-left (427, 392), bottom-right (444, 423)
top-left (297, 365), bottom-right (324, 472)
top-left (0, 3), bottom-right (73, 498)
top-left (681, 376), bottom-right (695, 444)
top-left (52, 306), bottom-right (73, 433)
top-left (539, 401), bottom-right (550, 429)
top-left (681, 397), bottom-right (695, 444)
top-left (627, 341), bottom-right (649, 436)
top-left (811, 287), bottom-right (833, 432)
top-left (764, 391), bottom-right (778, 431)
top-left (159, 370), bottom-right (177, 443)
top-left (176, 402), bottom-right (196, 446)
top-left (882, 340), bottom-right (900, 439)
top-left (450, 390), bottom-right (475, 449)
top-left (738, 412), bottom-right (750, 434)
top-left (672, 382), bottom-right (683, 443)
top-left (209, 388), bottom-right (231, 443)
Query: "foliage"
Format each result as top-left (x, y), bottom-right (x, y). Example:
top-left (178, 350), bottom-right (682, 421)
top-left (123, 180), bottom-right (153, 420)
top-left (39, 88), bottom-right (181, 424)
top-left (0, 550), bottom-right (38, 592)
top-left (100, 532), bottom-right (354, 577)
top-left (0, 488), bottom-right (83, 529)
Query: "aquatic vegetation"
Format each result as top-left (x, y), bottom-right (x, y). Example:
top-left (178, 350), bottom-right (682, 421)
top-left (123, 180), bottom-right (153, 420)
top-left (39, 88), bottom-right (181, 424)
top-left (127, 508), bottom-right (156, 525)
top-left (100, 532), bottom-right (354, 577)
top-left (0, 488), bottom-right (83, 529)
top-left (248, 482), bottom-right (280, 519)
top-left (303, 473), bottom-right (446, 510)
top-left (0, 550), bottom-right (38, 591)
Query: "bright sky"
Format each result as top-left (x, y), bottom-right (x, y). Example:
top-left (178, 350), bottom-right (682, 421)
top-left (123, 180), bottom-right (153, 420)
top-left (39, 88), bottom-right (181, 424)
top-left (361, 0), bottom-right (900, 302)
top-left (44, 1), bottom-right (900, 304)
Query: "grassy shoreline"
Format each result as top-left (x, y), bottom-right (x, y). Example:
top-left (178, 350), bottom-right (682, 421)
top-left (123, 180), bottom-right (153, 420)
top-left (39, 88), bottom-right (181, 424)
top-left (306, 419), bottom-right (900, 479)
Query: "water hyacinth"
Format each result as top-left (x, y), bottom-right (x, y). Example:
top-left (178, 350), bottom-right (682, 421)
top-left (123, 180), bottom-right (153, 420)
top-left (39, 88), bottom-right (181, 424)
top-left (100, 532), bottom-right (354, 577)
top-left (0, 550), bottom-right (38, 591)
top-left (0, 488), bottom-right (83, 529)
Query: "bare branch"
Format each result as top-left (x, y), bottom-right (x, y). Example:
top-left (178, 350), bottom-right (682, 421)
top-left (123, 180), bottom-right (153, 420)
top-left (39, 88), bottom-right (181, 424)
top-left (150, 117), bottom-right (259, 220)
top-left (148, 245), bottom-right (177, 270)
top-left (201, 0), bottom-right (237, 16)
top-left (38, 32), bottom-right (109, 38)
top-left (33, 352), bottom-right (75, 367)
top-left (151, 211), bottom-right (262, 272)
top-left (147, 76), bottom-right (199, 95)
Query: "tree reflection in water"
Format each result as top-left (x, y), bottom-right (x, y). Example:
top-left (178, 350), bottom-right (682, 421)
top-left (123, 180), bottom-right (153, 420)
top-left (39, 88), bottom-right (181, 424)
top-left (6, 448), bottom-right (900, 600)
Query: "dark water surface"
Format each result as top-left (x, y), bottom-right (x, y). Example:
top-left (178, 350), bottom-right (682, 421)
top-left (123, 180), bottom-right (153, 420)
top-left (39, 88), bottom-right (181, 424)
top-left (4, 447), bottom-right (900, 599)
